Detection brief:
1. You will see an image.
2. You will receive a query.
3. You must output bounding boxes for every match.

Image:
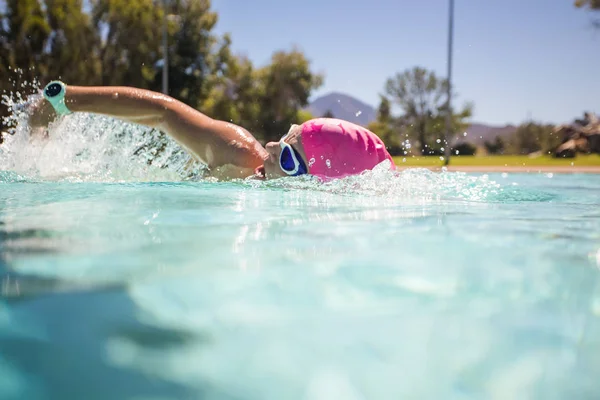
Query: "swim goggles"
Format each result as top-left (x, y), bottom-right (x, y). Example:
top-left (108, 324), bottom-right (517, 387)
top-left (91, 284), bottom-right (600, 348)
top-left (279, 125), bottom-right (307, 176)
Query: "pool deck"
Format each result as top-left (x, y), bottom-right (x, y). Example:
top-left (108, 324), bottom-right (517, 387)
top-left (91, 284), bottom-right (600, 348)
top-left (394, 166), bottom-right (600, 174)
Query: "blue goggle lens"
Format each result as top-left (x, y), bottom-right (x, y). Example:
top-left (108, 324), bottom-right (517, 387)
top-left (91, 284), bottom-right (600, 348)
top-left (280, 146), bottom-right (297, 172)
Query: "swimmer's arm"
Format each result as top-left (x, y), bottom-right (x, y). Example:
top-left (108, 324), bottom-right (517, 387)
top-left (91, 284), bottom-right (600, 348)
top-left (29, 85), bottom-right (268, 172)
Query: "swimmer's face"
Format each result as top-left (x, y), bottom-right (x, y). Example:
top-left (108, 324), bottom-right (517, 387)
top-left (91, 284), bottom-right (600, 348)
top-left (263, 124), bottom-right (309, 179)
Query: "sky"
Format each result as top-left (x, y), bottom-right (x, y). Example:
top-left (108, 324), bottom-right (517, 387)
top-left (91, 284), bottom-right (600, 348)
top-left (210, 0), bottom-right (600, 126)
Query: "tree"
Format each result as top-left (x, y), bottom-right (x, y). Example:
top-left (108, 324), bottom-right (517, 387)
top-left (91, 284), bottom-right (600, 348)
top-left (367, 95), bottom-right (404, 155)
top-left (155, 0), bottom-right (231, 108)
top-left (45, 0), bottom-right (101, 85)
top-left (575, 0), bottom-right (600, 9)
top-left (297, 109), bottom-right (315, 123)
top-left (0, 0), bottom-right (233, 110)
top-left (0, 0), bottom-right (51, 92)
top-left (385, 67), bottom-right (443, 154)
top-left (575, 0), bottom-right (600, 27)
top-left (201, 48), bottom-right (323, 143)
top-left (422, 102), bottom-right (473, 155)
top-left (484, 136), bottom-right (505, 155)
top-left (254, 48), bottom-right (324, 143)
top-left (91, 0), bottom-right (163, 88)
top-left (384, 66), bottom-right (472, 155)
top-left (0, 1), bottom-right (325, 148)
top-left (452, 142), bottom-right (477, 156)
top-left (201, 53), bottom-right (262, 134)
top-left (504, 122), bottom-right (560, 155)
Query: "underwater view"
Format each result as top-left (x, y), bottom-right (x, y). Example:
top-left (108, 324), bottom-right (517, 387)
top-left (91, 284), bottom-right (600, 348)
top-left (1, 111), bottom-right (599, 399)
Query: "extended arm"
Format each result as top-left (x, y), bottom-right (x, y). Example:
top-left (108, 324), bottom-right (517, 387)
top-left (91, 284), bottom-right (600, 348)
top-left (29, 84), bottom-right (268, 178)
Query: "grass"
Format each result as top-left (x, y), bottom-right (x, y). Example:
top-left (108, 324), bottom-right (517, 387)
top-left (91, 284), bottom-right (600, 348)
top-left (392, 154), bottom-right (600, 167)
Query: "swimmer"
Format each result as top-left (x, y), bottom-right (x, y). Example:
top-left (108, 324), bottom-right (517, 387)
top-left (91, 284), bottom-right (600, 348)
top-left (25, 81), bottom-right (394, 180)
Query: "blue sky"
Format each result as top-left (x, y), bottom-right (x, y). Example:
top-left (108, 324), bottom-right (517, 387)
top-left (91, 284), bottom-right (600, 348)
top-left (211, 0), bottom-right (599, 126)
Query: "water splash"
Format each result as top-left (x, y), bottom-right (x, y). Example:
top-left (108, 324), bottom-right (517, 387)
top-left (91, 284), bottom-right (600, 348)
top-left (0, 84), bottom-right (527, 203)
top-left (244, 161), bottom-right (505, 203)
top-left (1, 91), bottom-right (205, 183)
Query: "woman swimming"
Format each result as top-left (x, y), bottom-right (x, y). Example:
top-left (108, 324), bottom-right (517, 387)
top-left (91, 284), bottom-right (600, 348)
top-left (27, 80), bottom-right (394, 180)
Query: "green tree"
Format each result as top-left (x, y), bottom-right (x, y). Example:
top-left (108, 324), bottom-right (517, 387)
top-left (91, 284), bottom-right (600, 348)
top-left (505, 122), bottom-right (560, 155)
top-left (202, 48), bottom-right (323, 143)
top-left (90, 0), bottom-right (162, 88)
top-left (297, 109), bottom-right (315, 123)
top-left (424, 103), bottom-right (473, 155)
top-left (384, 66), bottom-right (472, 155)
top-left (453, 142), bottom-right (477, 156)
top-left (0, 0), bottom-right (324, 148)
top-left (367, 95), bottom-right (404, 155)
top-left (0, 0), bottom-right (51, 92)
top-left (254, 48), bottom-right (324, 142)
top-left (201, 53), bottom-right (261, 133)
top-left (484, 136), bottom-right (505, 155)
top-left (157, 0), bottom-right (231, 108)
top-left (45, 0), bottom-right (101, 84)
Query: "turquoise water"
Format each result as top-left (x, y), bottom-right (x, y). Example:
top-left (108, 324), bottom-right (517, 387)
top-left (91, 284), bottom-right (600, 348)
top-left (1, 113), bottom-right (600, 399)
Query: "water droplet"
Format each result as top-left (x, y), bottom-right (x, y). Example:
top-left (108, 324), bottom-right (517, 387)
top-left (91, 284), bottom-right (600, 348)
top-left (455, 150), bottom-right (459, 155)
top-left (439, 156), bottom-right (445, 161)
top-left (355, 111), bottom-right (362, 117)
top-left (440, 147), bottom-right (445, 151)
top-left (436, 139), bottom-right (441, 143)
top-left (402, 158), bottom-right (406, 163)
top-left (546, 173), bottom-right (553, 178)
top-left (463, 132), bottom-right (467, 136)
top-left (501, 173), bottom-right (508, 178)
top-left (325, 159), bottom-right (331, 168)
top-left (308, 157), bottom-right (315, 167)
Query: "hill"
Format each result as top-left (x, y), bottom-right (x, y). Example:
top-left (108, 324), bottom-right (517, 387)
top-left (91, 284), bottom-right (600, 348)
top-left (307, 92), bottom-right (518, 145)
top-left (307, 92), bottom-right (377, 126)
top-left (457, 123), bottom-right (518, 145)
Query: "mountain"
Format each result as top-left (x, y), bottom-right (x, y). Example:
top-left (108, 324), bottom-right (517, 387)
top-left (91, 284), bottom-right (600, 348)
top-left (307, 92), bottom-right (518, 145)
top-left (307, 92), bottom-right (377, 126)
top-left (457, 123), bottom-right (518, 146)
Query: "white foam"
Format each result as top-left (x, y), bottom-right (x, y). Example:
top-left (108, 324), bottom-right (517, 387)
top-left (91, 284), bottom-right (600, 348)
top-left (2, 91), bottom-right (204, 183)
top-left (2, 90), bottom-right (503, 202)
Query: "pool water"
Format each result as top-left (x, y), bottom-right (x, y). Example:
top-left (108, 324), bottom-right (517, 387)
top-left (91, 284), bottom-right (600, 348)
top-left (1, 113), bottom-right (600, 399)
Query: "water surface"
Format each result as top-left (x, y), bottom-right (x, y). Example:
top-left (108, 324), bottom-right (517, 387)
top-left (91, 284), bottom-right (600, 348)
top-left (0, 112), bottom-right (599, 400)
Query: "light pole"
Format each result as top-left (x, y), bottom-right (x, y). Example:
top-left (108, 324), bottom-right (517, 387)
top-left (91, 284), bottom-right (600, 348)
top-left (162, 0), bottom-right (168, 95)
top-left (444, 0), bottom-right (454, 166)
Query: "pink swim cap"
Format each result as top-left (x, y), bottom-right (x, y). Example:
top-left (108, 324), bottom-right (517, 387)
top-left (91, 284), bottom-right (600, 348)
top-left (300, 118), bottom-right (394, 179)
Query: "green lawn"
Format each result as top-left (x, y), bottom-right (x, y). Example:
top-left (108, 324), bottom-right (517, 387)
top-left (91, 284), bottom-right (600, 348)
top-left (392, 154), bottom-right (600, 167)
